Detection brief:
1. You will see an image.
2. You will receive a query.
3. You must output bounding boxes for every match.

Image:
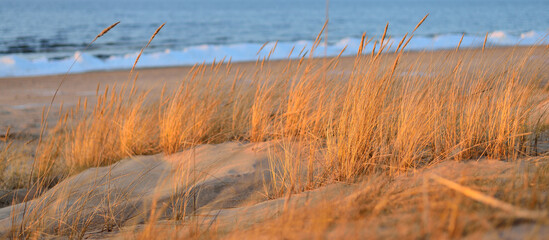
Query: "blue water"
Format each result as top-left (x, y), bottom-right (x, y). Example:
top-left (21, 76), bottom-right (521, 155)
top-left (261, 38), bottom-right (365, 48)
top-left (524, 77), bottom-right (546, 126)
top-left (0, 0), bottom-right (548, 77)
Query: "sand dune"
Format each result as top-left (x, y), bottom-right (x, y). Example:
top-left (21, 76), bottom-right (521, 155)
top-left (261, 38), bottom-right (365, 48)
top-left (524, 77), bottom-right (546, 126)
top-left (0, 141), bottom-right (275, 234)
top-left (0, 140), bottom-right (358, 237)
top-left (1, 139), bottom-right (546, 238)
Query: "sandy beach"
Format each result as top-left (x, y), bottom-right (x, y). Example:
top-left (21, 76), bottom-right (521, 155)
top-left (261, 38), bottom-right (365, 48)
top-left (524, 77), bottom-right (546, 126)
top-left (1, 46), bottom-right (547, 136)
top-left (0, 46), bottom-right (548, 238)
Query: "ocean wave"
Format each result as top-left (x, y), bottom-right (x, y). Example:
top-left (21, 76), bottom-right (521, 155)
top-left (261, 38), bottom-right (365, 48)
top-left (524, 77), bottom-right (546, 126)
top-left (0, 30), bottom-right (547, 77)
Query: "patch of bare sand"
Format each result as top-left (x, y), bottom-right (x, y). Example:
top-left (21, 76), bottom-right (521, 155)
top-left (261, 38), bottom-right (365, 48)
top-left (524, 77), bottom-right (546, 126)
top-left (0, 141), bottom-right (278, 235)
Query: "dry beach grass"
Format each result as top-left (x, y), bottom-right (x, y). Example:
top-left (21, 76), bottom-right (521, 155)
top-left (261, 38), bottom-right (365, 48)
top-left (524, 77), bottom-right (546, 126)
top-left (0, 18), bottom-right (548, 239)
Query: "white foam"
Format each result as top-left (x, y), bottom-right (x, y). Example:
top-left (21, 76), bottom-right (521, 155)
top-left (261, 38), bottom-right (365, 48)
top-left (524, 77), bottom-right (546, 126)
top-left (0, 30), bottom-right (547, 78)
top-left (489, 31), bottom-right (507, 39)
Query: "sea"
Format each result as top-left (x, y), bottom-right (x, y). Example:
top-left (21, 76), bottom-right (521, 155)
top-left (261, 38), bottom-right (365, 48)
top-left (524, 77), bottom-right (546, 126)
top-left (1, 0), bottom-right (548, 77)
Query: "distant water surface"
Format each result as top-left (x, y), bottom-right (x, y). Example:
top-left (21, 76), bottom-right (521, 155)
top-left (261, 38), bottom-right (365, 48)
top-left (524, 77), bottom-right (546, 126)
top-left (0, 0), bottom-right (548, 76)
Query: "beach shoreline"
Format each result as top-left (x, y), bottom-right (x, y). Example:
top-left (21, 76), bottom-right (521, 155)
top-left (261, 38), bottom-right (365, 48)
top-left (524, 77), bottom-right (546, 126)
top-left (1, 46), bottom-right (547, 136)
